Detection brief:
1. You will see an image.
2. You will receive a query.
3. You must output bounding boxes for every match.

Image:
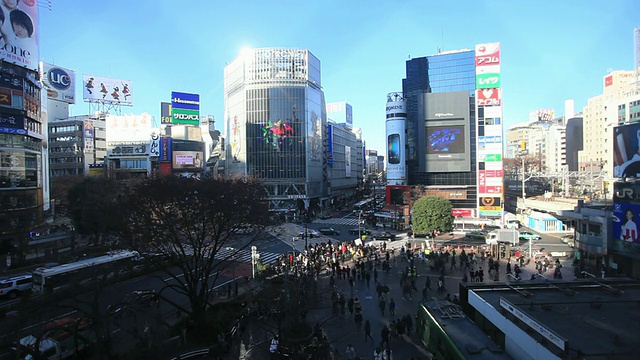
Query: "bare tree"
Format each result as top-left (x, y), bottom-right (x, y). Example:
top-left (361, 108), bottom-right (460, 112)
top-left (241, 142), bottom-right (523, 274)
top-left (121, 176), bottom-right (273, 338)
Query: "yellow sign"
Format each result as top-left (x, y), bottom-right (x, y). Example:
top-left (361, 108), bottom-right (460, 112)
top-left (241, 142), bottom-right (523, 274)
top-left (479, 206), bottom-right (501, 211)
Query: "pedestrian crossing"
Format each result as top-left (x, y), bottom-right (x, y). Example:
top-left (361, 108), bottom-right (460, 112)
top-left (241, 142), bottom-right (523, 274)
top-left (213, 247), bottom-right (281, 265)
top-left (312, 217), bottom-right (360, 226)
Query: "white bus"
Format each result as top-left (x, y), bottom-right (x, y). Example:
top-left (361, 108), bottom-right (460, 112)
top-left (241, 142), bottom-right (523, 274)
top-left (31, 250), bottom-right (140, 293)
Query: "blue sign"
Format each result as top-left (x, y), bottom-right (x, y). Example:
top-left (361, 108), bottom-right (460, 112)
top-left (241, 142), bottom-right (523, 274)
top-left (159, 136), bottom-right (172, 162)
top-left (48, 68), bottom-right (71, 91)
top-left (171, 92), bottom-right (200, 111)
top-left (0, 126), bottom-right (26, 135)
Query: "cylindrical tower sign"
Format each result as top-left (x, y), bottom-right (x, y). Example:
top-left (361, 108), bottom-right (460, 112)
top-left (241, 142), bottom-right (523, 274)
top-left (386, 92), bottom-right (406, 185)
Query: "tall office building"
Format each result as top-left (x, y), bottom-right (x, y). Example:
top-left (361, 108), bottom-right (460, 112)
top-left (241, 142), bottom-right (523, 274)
top-left (224, 48), bottom-right (327, 211)
top-left (400, 44), bottom-right (504, 218)
top-left (401, 49), bottom-right (478, 214)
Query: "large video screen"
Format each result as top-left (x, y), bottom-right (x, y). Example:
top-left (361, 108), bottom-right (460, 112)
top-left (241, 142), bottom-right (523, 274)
top-left (388, 134), bottom-right (400, 164)
top-left (426, 125), bottom-right (465, 154)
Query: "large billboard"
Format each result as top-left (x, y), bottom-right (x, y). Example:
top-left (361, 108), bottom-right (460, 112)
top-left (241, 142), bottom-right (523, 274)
top-left (613, 123), bottom-right (640, 178)
top-left (40, 63), bottom-right (76, 103)
top-left (83, 74), bottom-right (133, 106)
top-left (171, 92), bottom-right (200, 125)
top-left (327, 123), bottom-right (334, 167)
top-left (423, 91), bottom-right (471, 173)
top-left (84, 119), bottom-right (94, 153)
top-left (613, 182), bottom-right (640, 256)
top-left (0, 0), bottom-right (39, 71)
top-left (105, 113), bottom-right (153, 144)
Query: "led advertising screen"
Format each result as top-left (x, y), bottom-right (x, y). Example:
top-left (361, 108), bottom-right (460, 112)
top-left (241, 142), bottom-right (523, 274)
top-left (0, 0), bottom-right (39, 71)
top-left (41, 63), bottom-right (76, 103)
top-left (613, 123), bottom-right (640, 178)
top-left (83, 74), bottom-right (133, 106)
top-left (426, 125), bottom-right (465, 154)
top-left (172, 150), bottom-right (204, 170)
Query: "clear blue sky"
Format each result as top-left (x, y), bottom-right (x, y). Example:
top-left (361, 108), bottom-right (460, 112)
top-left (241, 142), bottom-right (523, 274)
top-left (40, 0), bottom-right (639, 154)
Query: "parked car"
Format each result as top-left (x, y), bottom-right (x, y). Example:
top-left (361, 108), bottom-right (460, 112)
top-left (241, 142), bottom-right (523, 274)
top-left (319, 228), bottom-right (340, 235)
top-left (519, 231), bottom-right (542, 241)
top-left (349, 228), bottom-right (371, 235)
top-left (0, 275), bottom-right (32, 299)
top-left (371, 232), bottom-right (396, 241)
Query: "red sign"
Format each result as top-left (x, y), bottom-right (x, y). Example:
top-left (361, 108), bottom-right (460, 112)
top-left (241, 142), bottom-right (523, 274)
top-left (452, 209), bottom-right (473, 217)
top-left (475, 44), bottom-right (500, 67)
top-left (477, 88), bottom-right (501, 106)
top-left (484, 170), bottom-right (504, 178)
top-left (159, 162), bottom-right (172, 176)
top-left (605, 75), bottom-right (613, 87)
top-left (478, 170), bottom-right (486, 193)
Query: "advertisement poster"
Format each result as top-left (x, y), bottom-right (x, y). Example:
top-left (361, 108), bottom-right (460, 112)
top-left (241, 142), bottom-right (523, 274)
top-left (613, 182), bottom-right (640, 255)
top-left (613, 123), bottom-right (640, 178)
top-left (171, 92), bottom-right (200, 125)
top-left (327, 123), bottom-right (333, 167)
top-left (0, 0), bottom-right (39, 71)
top-left (83, 74), bottom-right (133, 105)
top-left (84, 119), bottom-right (94, 153)
top-left (105, 113), bottom-right (152, 143)
top-left (345, 146), bottom-right (351, 178)
top-left (41, 62), bottom-right (75, 103)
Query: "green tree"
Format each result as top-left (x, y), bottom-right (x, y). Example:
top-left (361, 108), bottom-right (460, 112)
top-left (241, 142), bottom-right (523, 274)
top-left (120, 176), bottom-right (273, 341)
top-left (411, 195), bottom-right (453, 235)
top-left (67, 177), bottom-right (129, 245)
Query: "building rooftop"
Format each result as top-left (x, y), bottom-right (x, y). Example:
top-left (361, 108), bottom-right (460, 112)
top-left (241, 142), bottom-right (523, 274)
top-left (467, 279), bottom-right (640, 358)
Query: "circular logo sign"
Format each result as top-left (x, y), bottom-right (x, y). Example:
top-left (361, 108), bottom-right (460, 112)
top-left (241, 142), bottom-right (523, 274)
top-left (482, 197), bottom-right (495, 206)
top-left (48, 68), bottom-right (71, 91)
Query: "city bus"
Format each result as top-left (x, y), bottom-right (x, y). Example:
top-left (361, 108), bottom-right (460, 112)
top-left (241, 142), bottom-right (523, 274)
top-left (31, 250), bottom-right (140, 293)
top-left (353, 198), bottom-right (374, 211)
top-left (416, 300), bottom-right (511, 360)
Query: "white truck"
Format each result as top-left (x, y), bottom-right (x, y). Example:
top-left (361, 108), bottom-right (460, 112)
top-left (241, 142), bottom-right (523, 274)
top-left (485, 229), bottom-right (519, 246)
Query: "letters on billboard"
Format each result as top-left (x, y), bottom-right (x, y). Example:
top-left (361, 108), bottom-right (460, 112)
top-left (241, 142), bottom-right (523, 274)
top-left (161, 102), bottom-right (172, 124)
top-left (173, 150), bottom-right (203, 169)
top-left (613, 123), bottom-right (640, 178)
top-left (0, 0), bottom-right (39, 71)
top-left (41, 63), bottom-right (76, 103)
top-left (83, 74), bottom-right (133, 106)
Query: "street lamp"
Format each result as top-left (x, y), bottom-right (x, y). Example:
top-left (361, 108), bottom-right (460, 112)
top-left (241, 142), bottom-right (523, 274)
top-left (251, 246), bottom-right (260, 278)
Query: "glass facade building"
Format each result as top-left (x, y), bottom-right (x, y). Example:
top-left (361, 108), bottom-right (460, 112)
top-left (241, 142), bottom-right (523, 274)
top-left (402, 50), bottom-right (477, 209)
top-left (224, 48), bottom-right (327, 210)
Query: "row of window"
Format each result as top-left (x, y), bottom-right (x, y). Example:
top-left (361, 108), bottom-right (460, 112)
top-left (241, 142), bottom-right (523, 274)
top-left (0, 134), bottom-right (41, 151)
top-left (50, 125), bottom-right (81, 133)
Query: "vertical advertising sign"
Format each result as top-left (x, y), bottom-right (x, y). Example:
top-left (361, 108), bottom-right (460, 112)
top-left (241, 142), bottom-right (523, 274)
top-left (327, 123), bottom-right (334, 167)
top-left (385, 92), bottom-right (406, 186)
top-left (161, 102), bottom-right (172, 124)
top-left (84, 119), bottom-right (94, 153)
top-left (345, 146), bottom-right (351, 178)
top-left (159, 136), bottom-right (172, 162)
top-left (149, 132), bottom-right (160, 157)
top-left (171, 92), bottom-right (200, 125)
top-left (0, 0), bottom-right (39, 71)
top-left (40, 62), bottom-right (76, 103)
top-left (475, 42), bottom-right (503, 218)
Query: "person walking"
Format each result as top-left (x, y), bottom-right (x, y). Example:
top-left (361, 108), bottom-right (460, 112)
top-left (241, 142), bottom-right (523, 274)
top-left (354, 312), bottom-right (363, 334)
top-left (381, 324), bottom-right (390, 348)
top-left (379, 297), bottom-right (386, 316)
top-left (348, 297), bottom-right (354, 317)
top-left (404, 314), bottom-right (413, 335)
top-left (389, 298), bottom-right (396, 317)
top-left (364, 320), bottom-right (373, 342)
top-left (426, 275), bottom-right (432, 290)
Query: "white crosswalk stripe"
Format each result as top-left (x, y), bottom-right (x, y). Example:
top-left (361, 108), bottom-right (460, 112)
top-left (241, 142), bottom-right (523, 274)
top-left (312, 218), bottom-right (359, 226)
top-left (213, 247), bottom-right (281, 264)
